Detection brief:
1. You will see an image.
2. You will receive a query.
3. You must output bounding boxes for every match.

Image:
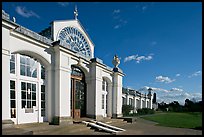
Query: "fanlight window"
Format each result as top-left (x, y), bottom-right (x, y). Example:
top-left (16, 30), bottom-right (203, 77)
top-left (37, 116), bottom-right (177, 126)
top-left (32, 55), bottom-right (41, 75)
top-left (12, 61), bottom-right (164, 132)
top-left (58, 27), bottom-right (91, 58)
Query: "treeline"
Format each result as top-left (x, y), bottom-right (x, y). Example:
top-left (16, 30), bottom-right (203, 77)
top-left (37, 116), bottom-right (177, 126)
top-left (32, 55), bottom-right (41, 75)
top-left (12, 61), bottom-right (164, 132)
top-left (158, 99), bottom-right (202, 112)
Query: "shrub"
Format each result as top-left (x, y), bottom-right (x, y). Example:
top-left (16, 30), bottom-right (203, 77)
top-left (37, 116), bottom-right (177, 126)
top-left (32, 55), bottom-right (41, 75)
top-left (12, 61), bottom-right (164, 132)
top-left (51, 116), bottom-right (59, 125)
top-left (122, 105), bottom-right (133, 116)
top-left (137, 108), bottom-right (155, 115)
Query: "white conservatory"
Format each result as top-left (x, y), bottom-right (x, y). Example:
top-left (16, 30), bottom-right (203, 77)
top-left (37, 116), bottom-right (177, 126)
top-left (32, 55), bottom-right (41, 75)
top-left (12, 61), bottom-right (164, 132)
top-left (2, 8), bottom-right (153, 125)
top-left (2, 8), bottom-right (125, 125)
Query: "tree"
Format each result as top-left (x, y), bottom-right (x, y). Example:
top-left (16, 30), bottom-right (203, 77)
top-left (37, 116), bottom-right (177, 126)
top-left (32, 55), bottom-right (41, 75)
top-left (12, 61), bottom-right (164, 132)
top-left (184, 99), bottom-right (202, 112)
top-left (168, 101), bottom-right (182, 112)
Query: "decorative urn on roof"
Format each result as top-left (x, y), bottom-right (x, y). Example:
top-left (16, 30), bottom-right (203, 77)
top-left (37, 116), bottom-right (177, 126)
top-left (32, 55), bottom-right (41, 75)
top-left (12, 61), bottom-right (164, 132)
top-left (112, 54), bottom-right (120, 68)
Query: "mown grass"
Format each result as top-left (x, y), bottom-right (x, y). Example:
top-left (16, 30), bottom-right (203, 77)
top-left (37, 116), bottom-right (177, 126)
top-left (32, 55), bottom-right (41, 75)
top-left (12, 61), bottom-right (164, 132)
top-left (141, 112), bottom-right (202, 130)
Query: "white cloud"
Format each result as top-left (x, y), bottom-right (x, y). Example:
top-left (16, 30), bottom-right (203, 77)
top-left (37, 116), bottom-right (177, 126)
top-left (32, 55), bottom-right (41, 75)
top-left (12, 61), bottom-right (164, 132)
top-left (15, 6), bottom-right (40, 18)
top-left (114, 25), bottom-right (120, 29)
top-left (170, 88), bottom-right (183, 92)
top-left (138, 86), bottom-right (169, 93)
top-left (112, 9), bottom-right (127, 29)
top-left (138, 86), bottom-right (202, 105)
top-left (188, 71), bottom-right (202, 78)
top-left (150, 41), bottom-right (157, 46)
top-left (113, 9), bottom-right (120, 14)
top-left (124, 54), bottom-right (153, 63)
top-left (124, 55), bottom-right (138, 62)
top-left (142, 6), bottom-right (147, 11)
top-left (176, 74), bottom-right (181, 77)
top-left (155, 76), bottom-right (175, 83)
top-left (57, 2), bottom-right (69, 7)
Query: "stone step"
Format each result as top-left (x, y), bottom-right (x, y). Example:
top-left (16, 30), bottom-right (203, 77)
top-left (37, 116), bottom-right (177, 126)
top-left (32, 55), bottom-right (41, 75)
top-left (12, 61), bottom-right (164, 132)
top-left (2, 120), bottom-right (14, 129)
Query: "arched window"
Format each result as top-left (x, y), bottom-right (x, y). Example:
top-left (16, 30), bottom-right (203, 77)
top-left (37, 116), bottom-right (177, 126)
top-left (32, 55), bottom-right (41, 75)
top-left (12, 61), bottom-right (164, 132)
top-left (102, 78), bottom-right (108, 115)
top-left (9, 53), bottom-right (46, 121)
top-left (102, 78), bottom-right (108, 92)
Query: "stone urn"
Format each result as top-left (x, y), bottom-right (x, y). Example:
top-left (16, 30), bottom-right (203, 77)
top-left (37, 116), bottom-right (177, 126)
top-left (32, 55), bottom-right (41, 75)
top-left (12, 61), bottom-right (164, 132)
top-left (112, 55), bottom-right (120, 68)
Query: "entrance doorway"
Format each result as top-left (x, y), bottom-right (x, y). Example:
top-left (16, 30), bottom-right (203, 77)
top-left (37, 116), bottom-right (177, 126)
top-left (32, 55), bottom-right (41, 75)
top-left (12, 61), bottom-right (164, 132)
top-left (71, 66), bottom-right (86, 119)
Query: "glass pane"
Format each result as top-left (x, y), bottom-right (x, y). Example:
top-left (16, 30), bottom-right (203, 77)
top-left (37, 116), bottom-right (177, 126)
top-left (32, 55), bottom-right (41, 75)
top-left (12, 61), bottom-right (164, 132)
top-left (20, 65), bottom-right (25, 76)
top-left (10, 54), bottom-right (15, 62)
top-left (20, 56), bottom-right (26, 64)
top-left (10, 80), bottom-right (15, 89)
top-left (27, 66), bottom-right (31, 77)
top-left (21, 91), bottom-right (26, 99)
top-left (21, 82), bottom-right (26, 90)
top-left (102, 94), bottom-right (104, 109)
top-left (75, 100), bottom-right (80, 109)
top-left (10, 91), bottom-right (15, 99)
top-left (27, 92), bottom-right (31, 99)
top-left (32, 69), bottom-right (37, 78)
top-left (10, 100), bottom-right (16, 108)
top-left (10, 62), bottom-right (15, 74)
top-left (26, 58), bottom-right (30, 65)
top-left (41, 93), bottom-right (45, 100)
top-left (27, 83), bottom-right (31, 91)
top-left (106, 83), bottom-right (108, 92)
top-left (41, 66), bottom-right (45, 79)
top-left (10, 108), bottom-right (16, 118)
top-left (32, 84), bottom-right (36, 92)
top-left (32, 101), bottom-right (36, 107)
top-left (41, 85), bottom-right (45, 93)
top-left (32, 92), bottom-right (36, 100)
top-left (41, 101), bottom-right (45, 108)
top-left (22, 100), bottom-right (26, 108)
top-left (27, 101), bottom-right (31, 108)
top-left (41, 108), bottom-right (45, 116)
top-left (102, 80), bottom-right (105, 91)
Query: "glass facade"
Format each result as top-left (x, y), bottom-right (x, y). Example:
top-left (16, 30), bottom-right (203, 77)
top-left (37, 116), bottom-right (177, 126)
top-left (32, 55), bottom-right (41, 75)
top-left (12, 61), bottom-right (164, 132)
top-left (10, 80), bottom-right (16, 118)
top-left (41, 85), bottom-right (45, 116)
top-left (10, 54), bottom-right (15, 74)
top-left (21, 82), bottom-right (36, 111)
top-left (10, 54), bottom-right (46, 117)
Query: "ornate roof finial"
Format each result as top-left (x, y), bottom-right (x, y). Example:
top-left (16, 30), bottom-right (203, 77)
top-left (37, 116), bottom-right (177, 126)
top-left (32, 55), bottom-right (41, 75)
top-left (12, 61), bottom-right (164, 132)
top-left (112, 54), bottom-right (120, 68)
top-left (74, 5), bottom-right (78, 20)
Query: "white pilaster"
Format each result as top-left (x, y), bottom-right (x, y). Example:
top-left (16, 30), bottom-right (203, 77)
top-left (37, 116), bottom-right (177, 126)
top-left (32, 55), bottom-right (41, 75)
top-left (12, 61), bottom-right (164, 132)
top-left (2, 26), bottom-right (11, 120)
top-left (53, 46), bottom-right (71, 121)
top-left (140, 97), bottom-right (142, 109)
top-left (107, 83), bottom-right (112, 117)
top-left (112, 72), bottom-right (123, 118)
top-left (2, 49), bottom-right (11, 120)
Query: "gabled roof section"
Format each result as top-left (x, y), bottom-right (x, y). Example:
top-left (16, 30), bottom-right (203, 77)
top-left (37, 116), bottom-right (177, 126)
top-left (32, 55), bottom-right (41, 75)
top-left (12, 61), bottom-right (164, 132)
top-left (77, 19), bottom-right (95, 47)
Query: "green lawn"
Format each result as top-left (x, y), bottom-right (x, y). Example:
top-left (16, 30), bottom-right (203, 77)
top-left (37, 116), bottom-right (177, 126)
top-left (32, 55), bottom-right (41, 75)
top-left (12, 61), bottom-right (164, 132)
top-left (141, 112), bottom-right (202, 130)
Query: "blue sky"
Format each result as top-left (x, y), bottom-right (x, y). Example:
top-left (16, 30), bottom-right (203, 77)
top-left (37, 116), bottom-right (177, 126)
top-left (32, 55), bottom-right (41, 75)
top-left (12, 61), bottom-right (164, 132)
top-left (2, 2), bottom-right (202, 105)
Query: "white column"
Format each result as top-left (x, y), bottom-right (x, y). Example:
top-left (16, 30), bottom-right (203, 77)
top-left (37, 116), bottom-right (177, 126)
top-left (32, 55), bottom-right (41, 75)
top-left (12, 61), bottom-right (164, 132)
top-left (126, 94), bottom-right (129, 105)
top-left (53, 46), bottom-right (72, 124)
top-left (134, 96), bottom-right (137, 113)
top-left (150, 94), bottom-right (153, 109)
top-left (107, 83), bottom-right (112, 117)
top-left (87, 62), bottom-right (103, 119)
top-left (112, 72), bottom-right (123, 118)
top-left (86, 77), bottom-right (95, 117)
top-left (16, 54), bottom-right (20, 124)
top-left (46, 66), bottom-right (54, 123)
top-left (145, 96), bottom-right (147, 108)
top-left (140, 97), bottom-right (142, 109)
